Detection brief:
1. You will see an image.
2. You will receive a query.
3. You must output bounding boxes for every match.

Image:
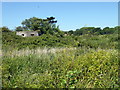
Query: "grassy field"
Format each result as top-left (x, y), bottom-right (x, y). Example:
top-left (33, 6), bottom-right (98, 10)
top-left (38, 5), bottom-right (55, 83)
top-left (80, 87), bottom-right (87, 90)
top-left (2, 47), bottom-right (119, 88)
top-left (2, 31), bottom-right (119, 88)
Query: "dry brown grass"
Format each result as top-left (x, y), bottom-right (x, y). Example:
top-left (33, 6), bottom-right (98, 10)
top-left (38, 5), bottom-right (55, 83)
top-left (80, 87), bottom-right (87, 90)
top-left (3, 47), bottom-right (77, 58)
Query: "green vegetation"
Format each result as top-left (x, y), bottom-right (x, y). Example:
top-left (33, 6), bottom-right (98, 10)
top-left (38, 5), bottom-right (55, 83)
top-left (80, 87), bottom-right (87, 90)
top-left (73, 26), bottom-right (119, 35)
top-left (15, 17), bottom-right (61, 35)
top-left (2, 31), bottom-right (119, 50)
top-left (1, 17), bottom-right (119, 88)
top-left (2, 48), bottom-right (119, 88)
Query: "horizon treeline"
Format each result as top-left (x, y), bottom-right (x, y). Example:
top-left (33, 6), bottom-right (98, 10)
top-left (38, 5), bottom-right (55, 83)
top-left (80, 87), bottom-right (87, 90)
top-left (0, 16), bottom-right (119, 36)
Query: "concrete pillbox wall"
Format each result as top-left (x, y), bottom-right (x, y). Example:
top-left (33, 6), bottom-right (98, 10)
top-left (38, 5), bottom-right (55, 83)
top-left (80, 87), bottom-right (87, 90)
top-left (16, 31), bottom-right (39, 37)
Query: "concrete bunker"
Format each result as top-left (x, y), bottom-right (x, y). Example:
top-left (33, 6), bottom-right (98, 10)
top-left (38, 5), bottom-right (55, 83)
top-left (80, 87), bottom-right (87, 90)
top-left (16, 31), bottom-right (39, 37)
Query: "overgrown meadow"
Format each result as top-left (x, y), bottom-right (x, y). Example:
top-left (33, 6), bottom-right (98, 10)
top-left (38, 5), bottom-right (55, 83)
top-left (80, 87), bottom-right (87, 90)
top-left (2, 30), bottom-right (119, 88)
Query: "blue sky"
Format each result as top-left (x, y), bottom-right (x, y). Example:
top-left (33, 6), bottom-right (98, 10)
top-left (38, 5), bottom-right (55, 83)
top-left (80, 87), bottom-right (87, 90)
top-left (2, 2), bottom-right (118, 31)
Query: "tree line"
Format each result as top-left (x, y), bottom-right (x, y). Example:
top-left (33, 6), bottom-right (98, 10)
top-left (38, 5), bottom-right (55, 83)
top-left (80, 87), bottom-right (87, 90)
top-left (0, 16), bottom-right (119, 36)
top-left (67, 26), bottom-right (119, 35)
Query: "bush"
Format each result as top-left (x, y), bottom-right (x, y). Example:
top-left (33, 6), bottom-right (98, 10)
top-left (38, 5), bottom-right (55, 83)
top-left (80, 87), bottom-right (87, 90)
top-left (2, 48), bottom-right (119, 88)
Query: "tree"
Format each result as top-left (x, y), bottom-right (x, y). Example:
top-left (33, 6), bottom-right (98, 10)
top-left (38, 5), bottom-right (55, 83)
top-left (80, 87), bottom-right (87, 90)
top-left (93, 28), bottom-right (102, 35)
top-left (21, 17), bottom-right (59, 35)
top-left (74, 29), bottom-right (83, 35)
top-left (68, 30), bottom-right (74, 35)
top-left (21, 17), bottom-right (42, 31)
top-left (114, 26), bottom-right (120, 34)
top-left (15, 26), bottom-right (24, 31)
top-left (74, 27), bottom-right (96, 35)
top-left (102, 27), bottom-right (115, 34)
top-left (80, 27), bottom-right (95, 34)
top-left (1, 26), bottom-right (11, 32)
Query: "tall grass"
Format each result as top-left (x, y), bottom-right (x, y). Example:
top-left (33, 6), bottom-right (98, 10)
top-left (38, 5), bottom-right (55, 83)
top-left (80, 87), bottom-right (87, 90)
top-left (2, 47), bottom-right (118, 88)
top-left (3, 47), bottom-right (76, 58)
top-left (2, 27), bottom-right (119, 88)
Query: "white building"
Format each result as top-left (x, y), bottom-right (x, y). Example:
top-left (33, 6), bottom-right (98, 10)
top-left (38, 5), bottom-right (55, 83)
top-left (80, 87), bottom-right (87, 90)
top-left (16, 31), bottom-right (39, 37)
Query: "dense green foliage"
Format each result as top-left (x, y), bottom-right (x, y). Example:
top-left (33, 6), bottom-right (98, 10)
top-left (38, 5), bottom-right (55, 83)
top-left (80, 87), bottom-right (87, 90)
top-left (15, 17), bottom-right (61, 35)
top-left (72, 26), bottom-right (119, 35)
top-left (1, 17), bottom-right (119, 88)
top-left (1, 26), bottom-right (11, 32)
top-left (2, 31), bottom-right (118, 51)
top-left (2, 31), bottom-right (119, 88)
top-left (2, 48), bottom-right (118, 88)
